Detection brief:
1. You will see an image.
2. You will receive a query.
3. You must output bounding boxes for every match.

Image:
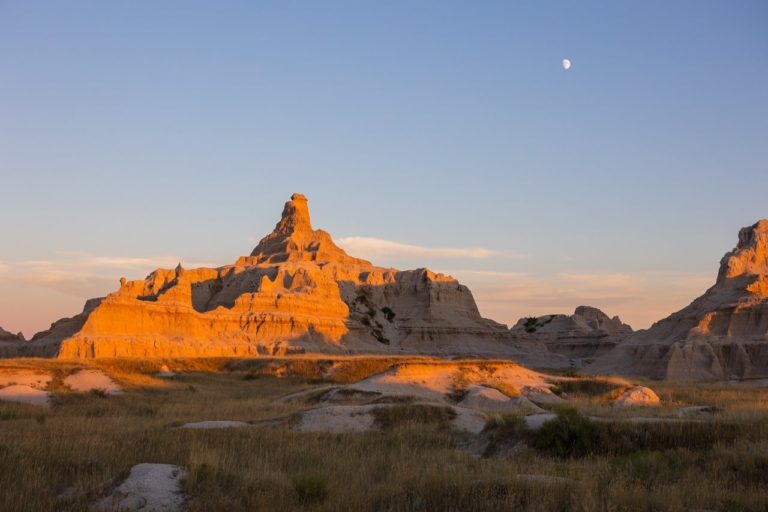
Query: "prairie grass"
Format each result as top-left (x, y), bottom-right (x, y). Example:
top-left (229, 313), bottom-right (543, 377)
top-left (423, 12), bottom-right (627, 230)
top-left (0, 358), bottom-right (766, 511)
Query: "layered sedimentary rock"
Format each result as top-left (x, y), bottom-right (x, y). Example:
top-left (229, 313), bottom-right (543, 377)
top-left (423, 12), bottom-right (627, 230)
top-left (590, 220), bottom-right (768, 380)
top-left (23, 194), bottom-right (553, 363)
top-left (510, 306), bottom-right (632, 366)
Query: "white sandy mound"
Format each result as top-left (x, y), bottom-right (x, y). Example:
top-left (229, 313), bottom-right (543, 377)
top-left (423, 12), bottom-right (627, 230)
top-left (178, 420), bottom-right (251, 430)
top-left (350, 362), bottom-right (552, 401)
top-left (0, 369), bottom-right (52, 390)
top-left (296, 403), bottom-right (489, 435)
top-left (64, 370), bottom-right (123, 394)
top-left (93, 463), bottom-right (185, 512)
top-left (613, 386), bottom-right (660, 409)
top-left (297, 405), bottom-right (377, 433)
top-left (520, 385), bottom-right (566, 405)
top-left (0, 384), bottom-right (51, 407)
top-left (451, 406), bottom-right (488, 434)
top-left (459, 386), bottom-right (544, 414)
top-left (524, 413), bottom-right (558, 430)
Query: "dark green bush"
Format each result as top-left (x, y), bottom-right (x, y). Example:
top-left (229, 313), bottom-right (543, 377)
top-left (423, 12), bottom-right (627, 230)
top-left (292, 471), bottom-right (329, 504)
top-left (533, 406), bottom-right (599, 458)
top-left (552, 378), bottom-right (624, 397)
top-left (373, 404), bottom-right (456, 430)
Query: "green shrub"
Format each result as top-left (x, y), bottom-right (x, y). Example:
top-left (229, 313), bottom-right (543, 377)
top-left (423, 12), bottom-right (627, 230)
top-left (373, 404), bottom-right (457, 430)
top-left (552, 378), bottom-right (625, 397)
top-left (292, 471), bottom-right (328, 504)
top-left (533, 406), bottom-right (598, 458)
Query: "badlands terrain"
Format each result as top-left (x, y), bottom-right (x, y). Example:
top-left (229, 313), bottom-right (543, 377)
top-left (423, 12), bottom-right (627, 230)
top-left (0, 195), bottom-right (767, 511)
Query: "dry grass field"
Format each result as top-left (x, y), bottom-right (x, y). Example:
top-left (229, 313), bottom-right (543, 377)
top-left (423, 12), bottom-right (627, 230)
top-left (0, 358), bottom-right (767, 511)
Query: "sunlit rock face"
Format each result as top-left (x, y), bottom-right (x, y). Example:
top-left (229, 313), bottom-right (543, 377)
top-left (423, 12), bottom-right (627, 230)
top-left (22, 194), bottom-right (553, 363)
top-left (590, 220), bottom-right (768, 380)
top-left (510, 306), bottom-right (633, 367)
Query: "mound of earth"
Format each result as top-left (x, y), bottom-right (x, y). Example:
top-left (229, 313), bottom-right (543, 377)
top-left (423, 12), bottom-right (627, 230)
top-left (458, 386), bottom-right (544, 414)
top-left (510, 306), bottom-right (632, 366)
top-left (591, 219), bottom-right (768, 380)
top-left (295, 403), bottom-right (488, 434)
top-left (284, 361), bottom-right (565, 434)
top-left (349, 361), bottom-right (558, 403)
top-left (13, 194), bottom-right (559, 366)
top-left (612, 386), bottom-right (661, 409)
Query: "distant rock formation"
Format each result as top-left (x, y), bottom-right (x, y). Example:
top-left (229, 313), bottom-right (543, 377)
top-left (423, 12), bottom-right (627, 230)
top-left (18, 194), bottom-right (556, 364)
top-left (590, 219), bottom-right (768, 380)
top-left (0, 327), bottom-right (24, 342)
top-left (0, 327), bottom-right (26, 357)
top-left (510, 306), bottom-right (633, 366)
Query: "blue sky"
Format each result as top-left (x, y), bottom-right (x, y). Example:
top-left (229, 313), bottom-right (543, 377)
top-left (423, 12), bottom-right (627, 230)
top-left (1, 1), bottom-right (766, 335)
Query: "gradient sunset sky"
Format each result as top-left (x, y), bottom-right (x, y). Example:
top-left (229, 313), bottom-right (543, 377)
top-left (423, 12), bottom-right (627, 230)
top-left (1, 1), bottom-right (766, 336)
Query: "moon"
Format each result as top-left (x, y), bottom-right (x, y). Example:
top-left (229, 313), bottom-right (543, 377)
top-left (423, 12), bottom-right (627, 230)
top-left (562, 58), bottom-right (572, 70)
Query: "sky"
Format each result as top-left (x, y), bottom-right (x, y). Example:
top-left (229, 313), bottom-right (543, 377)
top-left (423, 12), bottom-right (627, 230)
top-left (1, 1), bottom-right (766, 337)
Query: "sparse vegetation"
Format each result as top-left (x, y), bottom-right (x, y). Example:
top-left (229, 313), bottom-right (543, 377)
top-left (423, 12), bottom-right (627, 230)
top-left (533, 406), bottom-right (599, 458)
top-left (0, 358), bottom-right (767, 511)
top-left (552, 377), bottom-right (627, 397)
top-left (372, 404), bottom-right (456, 430)
top-left (292, 471), bottom-right (329, 504)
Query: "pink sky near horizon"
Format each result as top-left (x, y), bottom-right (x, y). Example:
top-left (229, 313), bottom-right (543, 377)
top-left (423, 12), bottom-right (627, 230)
top-left (0, 247), bottom-right (713, 339)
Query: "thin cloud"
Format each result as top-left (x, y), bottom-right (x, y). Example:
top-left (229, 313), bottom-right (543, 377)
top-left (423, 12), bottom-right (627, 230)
top-left (0, 252), bottom-right (217, 298)
top-left (337, 236), bottom-right (500, 260)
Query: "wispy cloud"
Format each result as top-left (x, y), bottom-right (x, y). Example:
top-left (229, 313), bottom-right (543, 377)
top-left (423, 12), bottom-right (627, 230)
top-left (337, 236), bottom-right (503, 260)
top-left (0, 252), bottom-right (217, 298)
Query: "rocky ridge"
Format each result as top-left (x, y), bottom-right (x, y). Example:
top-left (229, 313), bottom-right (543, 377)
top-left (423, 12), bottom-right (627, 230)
top-left (13, 194), bottom-right (556, 364)
top-left (510, 306), bottom-right (633, 367)
top-left (590, 220), bottom-right (768, 380)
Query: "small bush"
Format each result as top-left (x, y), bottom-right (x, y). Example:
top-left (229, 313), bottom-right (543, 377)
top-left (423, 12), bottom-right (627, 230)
top-left (552, 378), bottom-right (625, 397)
top-left (533, 406), bottom-right (599, 458)
top-left (292, 471), bottom-right (328, 504)
top-left (523, 317), bottom-right (539, 333)
top-left (0, 409), bottom-right (18, 421)
top-left (373, 404), bottom-right (457, 430)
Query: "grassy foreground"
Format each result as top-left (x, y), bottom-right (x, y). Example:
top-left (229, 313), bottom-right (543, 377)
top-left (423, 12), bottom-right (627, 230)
top-left (0, 358), bottom-right (767, 511)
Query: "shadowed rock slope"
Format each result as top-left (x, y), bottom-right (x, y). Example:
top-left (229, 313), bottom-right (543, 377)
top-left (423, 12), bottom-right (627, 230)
top-left (590, 219), bottom-right (768, 380)
top-left (16, 194), bottom-right (555, 364)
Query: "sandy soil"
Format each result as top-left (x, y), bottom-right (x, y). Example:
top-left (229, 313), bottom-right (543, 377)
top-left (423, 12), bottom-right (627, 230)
top-left (93, 463), bottom-right (186, 512)
top-left (0, 369), bottom-right (52, 389)
top-left (63, 370), bottom-right (123, 394)
top-left (297, 405), bottom-right (377, 433)
top-left (0, 384), bottom-right (51, 407)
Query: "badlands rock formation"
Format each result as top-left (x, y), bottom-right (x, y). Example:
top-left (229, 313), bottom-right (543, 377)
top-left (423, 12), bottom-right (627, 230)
top-left (591, 220), bottom-right (768, 380)
top-left (0, 327), bottom-right (27, 357)
top-left (17, 194), bottom-right (554, 363)
top-left (510, 306), bottom-right (632, 366)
